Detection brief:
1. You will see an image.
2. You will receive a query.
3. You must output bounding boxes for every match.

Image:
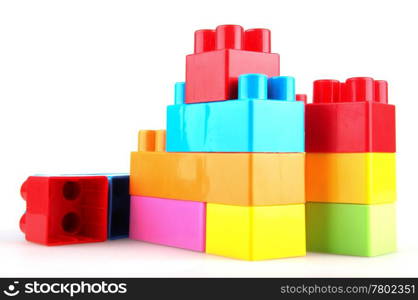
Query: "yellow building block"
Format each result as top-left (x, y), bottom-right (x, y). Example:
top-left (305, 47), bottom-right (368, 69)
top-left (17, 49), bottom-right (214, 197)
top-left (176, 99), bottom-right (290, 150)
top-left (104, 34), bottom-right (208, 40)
top-left (306, 153), bottom-right (396, 204)
top-left (206, 203), bottom-right (306, 260)
top-left (130, 130), bottom-right (305, 206)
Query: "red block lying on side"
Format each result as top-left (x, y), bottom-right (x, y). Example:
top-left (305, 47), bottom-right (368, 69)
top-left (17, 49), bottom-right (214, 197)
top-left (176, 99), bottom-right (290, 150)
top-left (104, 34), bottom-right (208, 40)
top-left (20, 176), bottom-right (108, 246)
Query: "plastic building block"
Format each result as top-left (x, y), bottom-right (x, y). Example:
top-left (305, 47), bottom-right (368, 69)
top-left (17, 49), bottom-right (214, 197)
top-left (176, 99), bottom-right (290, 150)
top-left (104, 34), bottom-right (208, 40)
top-left (306, 153), bottom-right (396, 204)
top-left (131, 130), bottom-right (305, 205)
top-left (131, 151), bottom-right (305, 205)
top-left (167, 74), bottom-right (304, 152)
top-left (107, 175), bottom-right (130, 239)
top-left (206, 203), bottom-right (306, 260)
top-left (24, 173), bottom-right (131, 240)
top-left (306, 202), bottom-right (396, 256)
top-left (20, 175), bottom-right (108, 245)
top-left (129, 196), bottom-right (206, 252)
top-left (306, 77), bottom-right (396, 152)
top-left (186, 25), bottom-right (280, 103)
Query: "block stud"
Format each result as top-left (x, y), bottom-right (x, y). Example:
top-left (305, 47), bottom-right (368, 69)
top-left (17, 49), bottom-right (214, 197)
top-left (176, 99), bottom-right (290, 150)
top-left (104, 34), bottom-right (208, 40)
top-left (19, 179), bottom-right (28, 234)
top-left (268, 76), bottom-right (295, 101)
top-left (19, 214), bottom-right (26, 233)
top-left (216, 25), bottom-right (244, 50)
top-left (238, 74), bottom-right (268, 100)
top-left (374, 80), bottom-right (388, 104)
top-left (194, 29), bottom-right (216, 54)
top-left (138, 130), bottom-right (156, 152)
top-left (20, 179), bottom-right (28, 200)
top-left (313, 79), bottom-right (340, 103)
top-left (155, 130), bottom-right (166, 152)
top-left (244, 28), bottom-right (271, 53)
top-left (344, 77), bottom-right (374, 102)
top-left (174, 82), bottom-right (185, 104)
top-left (296, 94), bottom-right (307, 104)
top-left (338, 82), bottom-right (347, 103)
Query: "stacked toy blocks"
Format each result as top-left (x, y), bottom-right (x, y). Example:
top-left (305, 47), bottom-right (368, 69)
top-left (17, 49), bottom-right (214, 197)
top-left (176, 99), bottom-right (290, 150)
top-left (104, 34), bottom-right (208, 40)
top-left (19, 25), bottom-right (398, 260)
top-left (129, 25), bottom-right (306, 260)
top-left (305, 77), bottom-right (397, 256)
top-left (129, 130), bottom-right (206, 252)
top-left (20, 174), bottom-right (130, 245)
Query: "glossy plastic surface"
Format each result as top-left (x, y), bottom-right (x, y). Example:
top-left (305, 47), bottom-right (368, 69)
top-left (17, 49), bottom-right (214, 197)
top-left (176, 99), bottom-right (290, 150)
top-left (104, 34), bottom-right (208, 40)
top-left (306, 203), bottom-right (396, 256)
top-left (206, 203), bottom-right (306, 260)
top-left (130, 196), bottom-right (206, 252)
top-left (268, 76), bottom-right (295, 101)
top-left (174, 82), bottom-right (185, 105)
top-left (168, 75), bottom-right (304, 152)
top-left (131, 130), bottom-right (305, 206)
top-left (238, 74), bottom-right (268, 100)
top-left (215, 25), bottom-right (244, 50)
top-left (306, 153), bottom-right (396, 204)
top-left (20, 176), bottom-right (108, 245)
top-left (306, 77), bottom-right (396, 152)
top-left (194, 25), bottom-right (271, 54)
top-left (194, 29), bottom-right (215, 54)
top-left (186, 25), bottom-right (279, 103)
top-left (244, 28), bottom-right (271, 52)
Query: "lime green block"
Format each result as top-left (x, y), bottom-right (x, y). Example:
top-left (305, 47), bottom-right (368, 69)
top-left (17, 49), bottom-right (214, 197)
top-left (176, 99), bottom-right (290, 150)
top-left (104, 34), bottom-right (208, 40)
top-left (306, 203), bottom-right (396, 256)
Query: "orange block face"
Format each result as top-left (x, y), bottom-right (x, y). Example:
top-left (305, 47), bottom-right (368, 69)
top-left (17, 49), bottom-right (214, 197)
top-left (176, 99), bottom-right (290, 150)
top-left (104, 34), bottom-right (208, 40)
top-left (306, 153), bottom-right (396, 204)
top-left (130, 151), bottom-right (206, 202)
top-left (130, 131), bottom-right (305, 206)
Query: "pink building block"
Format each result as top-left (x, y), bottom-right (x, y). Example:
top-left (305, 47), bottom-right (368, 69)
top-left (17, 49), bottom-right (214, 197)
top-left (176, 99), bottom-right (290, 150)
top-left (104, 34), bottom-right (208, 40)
top-left (129, 196), bottom-right (206, 252)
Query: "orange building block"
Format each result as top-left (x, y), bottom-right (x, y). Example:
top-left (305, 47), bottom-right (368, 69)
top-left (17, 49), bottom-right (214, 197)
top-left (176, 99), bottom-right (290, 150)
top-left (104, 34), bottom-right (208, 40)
top-left (130, 130), bottom-right (305, 206)
top-left (306, 153), bottom-right (396, 204)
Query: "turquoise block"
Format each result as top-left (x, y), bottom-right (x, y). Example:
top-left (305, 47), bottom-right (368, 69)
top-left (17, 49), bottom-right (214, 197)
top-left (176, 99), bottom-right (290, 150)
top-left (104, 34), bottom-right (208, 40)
top-left (167, 99), bottom-right (304, 152)
top-left (167, 74), bottom-right (304, 152)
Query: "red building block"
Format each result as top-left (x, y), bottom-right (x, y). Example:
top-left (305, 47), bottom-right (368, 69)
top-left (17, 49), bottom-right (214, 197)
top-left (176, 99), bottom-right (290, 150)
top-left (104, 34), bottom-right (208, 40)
top-left (296, 94), bottom-right (307, 104)
top-left (306, 77), bottom-right (396, 153)
top-left (20, 176), bottom-right (108, 246)
top-left (186, 25), bottom-right (280, 103)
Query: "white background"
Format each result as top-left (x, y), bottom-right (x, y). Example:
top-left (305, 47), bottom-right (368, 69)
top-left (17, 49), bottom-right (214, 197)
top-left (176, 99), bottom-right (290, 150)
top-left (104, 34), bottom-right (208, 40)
top-left (0, 0), bottom-right (417, 277)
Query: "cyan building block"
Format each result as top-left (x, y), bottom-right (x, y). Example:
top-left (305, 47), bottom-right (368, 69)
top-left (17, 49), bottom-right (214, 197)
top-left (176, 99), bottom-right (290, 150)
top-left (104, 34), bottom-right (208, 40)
top-left (167, 74), bottom-right (304, 152)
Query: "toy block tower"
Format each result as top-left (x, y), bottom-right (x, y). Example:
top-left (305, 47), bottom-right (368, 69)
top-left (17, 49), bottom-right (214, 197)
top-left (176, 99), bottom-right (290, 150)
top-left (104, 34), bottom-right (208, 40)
top-left (129, 25), bottom-right (306, 260)
top-left (305, 77), bottom-right (397, 256)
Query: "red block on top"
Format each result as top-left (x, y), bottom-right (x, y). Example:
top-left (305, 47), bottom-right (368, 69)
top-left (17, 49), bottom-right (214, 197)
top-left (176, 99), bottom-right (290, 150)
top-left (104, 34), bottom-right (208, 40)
top-left (306, 77), bottom-right (396, 153)
top-left (186, 25), bottom-right (280, 103)
top-left (20, 176), bottom-right (108, 246)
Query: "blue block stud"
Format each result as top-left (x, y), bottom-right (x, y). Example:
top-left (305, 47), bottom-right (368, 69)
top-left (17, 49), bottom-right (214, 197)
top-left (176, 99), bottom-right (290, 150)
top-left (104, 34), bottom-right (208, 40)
top-left (238, 74), bottom-right (268, 100)
top-left (268, 76), bottom-right (295, 101)
top-left (174, 82), bottom-right (185, 104)
top-left (167, 74), bottom-right (304, 152)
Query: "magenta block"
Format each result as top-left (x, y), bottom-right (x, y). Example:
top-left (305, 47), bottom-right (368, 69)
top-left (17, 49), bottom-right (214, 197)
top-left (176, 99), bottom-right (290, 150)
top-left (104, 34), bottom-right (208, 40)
top-left (129, 196), bottom-right (206, 252)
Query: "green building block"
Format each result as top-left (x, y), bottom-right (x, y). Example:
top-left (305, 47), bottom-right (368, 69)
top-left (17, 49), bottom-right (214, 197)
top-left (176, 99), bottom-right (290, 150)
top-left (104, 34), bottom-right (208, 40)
top-left (306, 203), bottom-right (396, 256)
